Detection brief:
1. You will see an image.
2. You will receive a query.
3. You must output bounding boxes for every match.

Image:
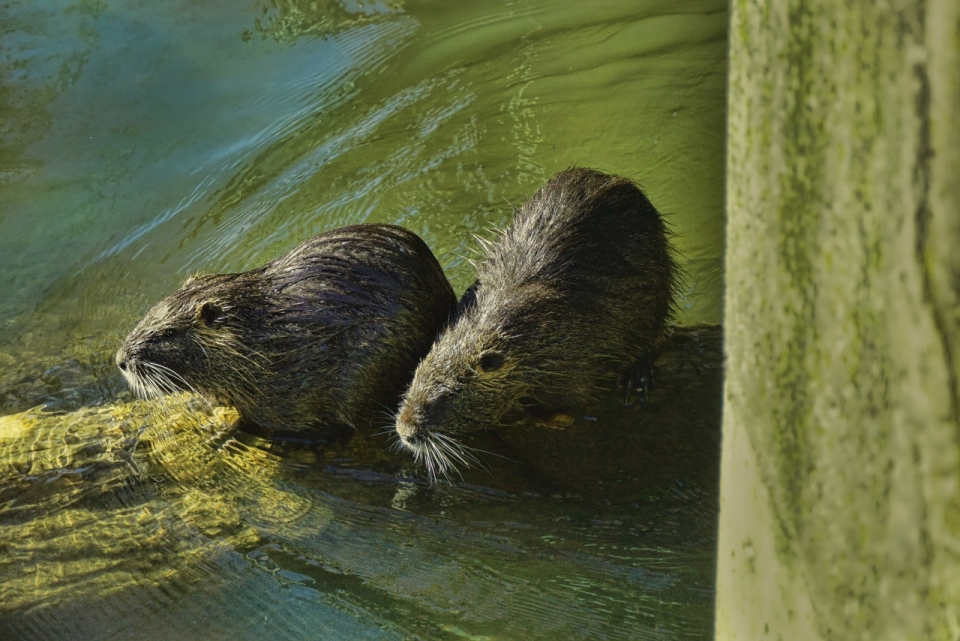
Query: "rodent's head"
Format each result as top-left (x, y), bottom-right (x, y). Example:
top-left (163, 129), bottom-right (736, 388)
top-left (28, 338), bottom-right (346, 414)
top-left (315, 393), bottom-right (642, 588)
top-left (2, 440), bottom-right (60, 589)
top-left (395, 281), bottom-right (558, 478)
top-left (116, 273), bottom-right (265, 408)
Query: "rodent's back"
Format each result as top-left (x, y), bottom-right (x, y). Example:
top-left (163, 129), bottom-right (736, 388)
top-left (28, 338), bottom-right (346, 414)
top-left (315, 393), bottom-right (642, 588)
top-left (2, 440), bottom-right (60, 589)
top-left (281, 225), bottom-right (457, 424)
top-left (481, 168), bottom-right (674, 341)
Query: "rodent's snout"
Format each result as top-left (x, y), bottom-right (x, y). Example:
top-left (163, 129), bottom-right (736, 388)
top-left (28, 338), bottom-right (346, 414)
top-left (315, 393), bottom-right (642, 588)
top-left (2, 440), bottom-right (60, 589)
top-left (396, 405), bottom-right (423, 446)
top-left (115, 345), bottom-right (141, 375)
top-left (115, 348), bottom-right (129, 372)
top-left (396, 391), bottom-right (454, 450)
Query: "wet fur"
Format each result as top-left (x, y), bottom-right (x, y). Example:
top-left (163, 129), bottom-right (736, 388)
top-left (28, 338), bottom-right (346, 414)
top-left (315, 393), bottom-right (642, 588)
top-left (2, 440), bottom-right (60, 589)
top-left (396, 168), bottom-right (677, 475)
top-left (117, 224), bottom-right (456, 432)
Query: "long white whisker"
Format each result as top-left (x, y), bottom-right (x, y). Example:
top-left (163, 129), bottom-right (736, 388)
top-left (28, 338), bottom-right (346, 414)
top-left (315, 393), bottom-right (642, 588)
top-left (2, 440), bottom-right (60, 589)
top-left (433, 433), bottom-right (487, 473)
top-left (143, 372), bottom-right (170, 412)
top-left (441, 433), bottom-right (514, 465)
top-left (145, 362), bottom-right (214, 413)
top-left (434, 438), bottom-right (465, 483)
top-left (146, 362), bottom-right (194, 393)
top-left (429, 438), bottom-right (454, 483)
top-left (423, 443), bottom-right (437, 484)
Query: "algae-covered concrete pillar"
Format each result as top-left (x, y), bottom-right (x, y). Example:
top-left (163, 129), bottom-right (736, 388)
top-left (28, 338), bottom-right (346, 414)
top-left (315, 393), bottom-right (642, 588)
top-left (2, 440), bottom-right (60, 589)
top-left (717, 0), bottom-right (960, 639)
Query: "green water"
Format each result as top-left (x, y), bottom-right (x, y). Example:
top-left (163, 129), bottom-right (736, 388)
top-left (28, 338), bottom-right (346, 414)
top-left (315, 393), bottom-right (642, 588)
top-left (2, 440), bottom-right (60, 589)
top-left (1, 1), bottom-right (727, 639)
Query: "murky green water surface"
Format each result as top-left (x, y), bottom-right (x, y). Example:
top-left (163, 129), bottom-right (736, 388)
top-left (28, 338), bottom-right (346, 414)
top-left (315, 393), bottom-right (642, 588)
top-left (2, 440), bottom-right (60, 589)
top-left (1, 0), bottom-right (726, 638)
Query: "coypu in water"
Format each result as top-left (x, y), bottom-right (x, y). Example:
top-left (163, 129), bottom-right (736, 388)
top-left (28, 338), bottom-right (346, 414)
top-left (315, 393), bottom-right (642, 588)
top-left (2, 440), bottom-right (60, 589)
top-left (116, 224), bottom-right (456, 435)
top-left (394, 168), bottom-right (677, 476)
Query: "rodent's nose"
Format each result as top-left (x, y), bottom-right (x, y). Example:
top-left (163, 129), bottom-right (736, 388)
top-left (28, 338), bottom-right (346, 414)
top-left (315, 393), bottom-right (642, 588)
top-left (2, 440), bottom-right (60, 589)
top-left (396, 422), bottom-right (417, 441)
top-left (396, 406), bottom-right (422, 443)
top-left (115, 349), bottom-right (128, 372)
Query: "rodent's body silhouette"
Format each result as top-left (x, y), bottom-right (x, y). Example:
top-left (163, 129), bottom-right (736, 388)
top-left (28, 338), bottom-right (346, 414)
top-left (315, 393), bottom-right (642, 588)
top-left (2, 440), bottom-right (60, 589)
top-left (117, 224), bottom-right (456, 433)
top-left (395, 168), bottom-right (677, 477)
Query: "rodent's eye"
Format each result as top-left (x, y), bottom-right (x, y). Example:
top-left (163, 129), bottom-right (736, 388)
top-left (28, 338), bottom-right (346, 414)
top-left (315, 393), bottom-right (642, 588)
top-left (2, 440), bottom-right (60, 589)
top-left (478, 350), bottom-right (505, 373)
top-left (199, 302), bottom-right (225, 327)
top-left (158, 327), bottom-right (178, 340)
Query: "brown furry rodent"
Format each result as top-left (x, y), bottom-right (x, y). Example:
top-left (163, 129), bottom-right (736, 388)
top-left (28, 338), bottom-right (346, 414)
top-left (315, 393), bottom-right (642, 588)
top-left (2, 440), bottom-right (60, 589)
top-left (395, 168), bottom-right (676, 476)
top-left (116, 224), bottom-right (456, 434)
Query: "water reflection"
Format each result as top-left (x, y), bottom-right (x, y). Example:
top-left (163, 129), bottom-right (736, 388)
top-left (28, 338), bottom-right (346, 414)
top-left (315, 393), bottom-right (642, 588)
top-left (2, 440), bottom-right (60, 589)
top-left (1, 0), bottom-right (726, 638)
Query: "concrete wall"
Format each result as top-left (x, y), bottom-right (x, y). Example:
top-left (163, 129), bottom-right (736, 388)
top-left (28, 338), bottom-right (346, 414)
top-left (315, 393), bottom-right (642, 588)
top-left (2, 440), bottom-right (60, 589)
top-left (716, 0), bottom-right (960, 639)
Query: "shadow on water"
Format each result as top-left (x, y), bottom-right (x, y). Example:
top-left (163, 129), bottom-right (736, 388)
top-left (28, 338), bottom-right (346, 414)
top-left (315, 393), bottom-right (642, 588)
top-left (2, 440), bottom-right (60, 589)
top-left (1, 0), bottom-right (727, 638)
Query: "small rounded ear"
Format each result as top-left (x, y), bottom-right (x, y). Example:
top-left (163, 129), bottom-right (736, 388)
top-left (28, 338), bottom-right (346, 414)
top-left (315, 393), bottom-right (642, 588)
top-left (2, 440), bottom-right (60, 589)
top-left (199, 301), bottom-right (225, 327)
top-left (478, 349), bottom-right (505, 373)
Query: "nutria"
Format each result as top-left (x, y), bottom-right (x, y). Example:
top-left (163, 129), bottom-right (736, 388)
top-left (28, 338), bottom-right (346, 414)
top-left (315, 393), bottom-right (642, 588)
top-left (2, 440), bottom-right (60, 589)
top-left (116, 224), bottom-right (456, 434)
top-left (394, 168), bottom-right (677, 476)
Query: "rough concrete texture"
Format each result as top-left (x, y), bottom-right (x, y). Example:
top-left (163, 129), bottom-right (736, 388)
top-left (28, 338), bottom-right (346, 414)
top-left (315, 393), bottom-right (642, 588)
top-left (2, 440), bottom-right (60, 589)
top-left (716, 0), bottom-right (960, 639)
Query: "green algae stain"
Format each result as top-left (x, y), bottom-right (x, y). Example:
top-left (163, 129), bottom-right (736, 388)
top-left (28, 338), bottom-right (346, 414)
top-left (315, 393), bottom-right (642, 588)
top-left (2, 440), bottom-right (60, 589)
top-left (766, 0), bottom-right (825, 542)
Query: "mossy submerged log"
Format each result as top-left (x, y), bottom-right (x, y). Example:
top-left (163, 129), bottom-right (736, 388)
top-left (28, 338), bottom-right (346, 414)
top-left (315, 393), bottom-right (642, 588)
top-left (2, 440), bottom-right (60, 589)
top-left (718, 0), bottom-right (960, 639)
